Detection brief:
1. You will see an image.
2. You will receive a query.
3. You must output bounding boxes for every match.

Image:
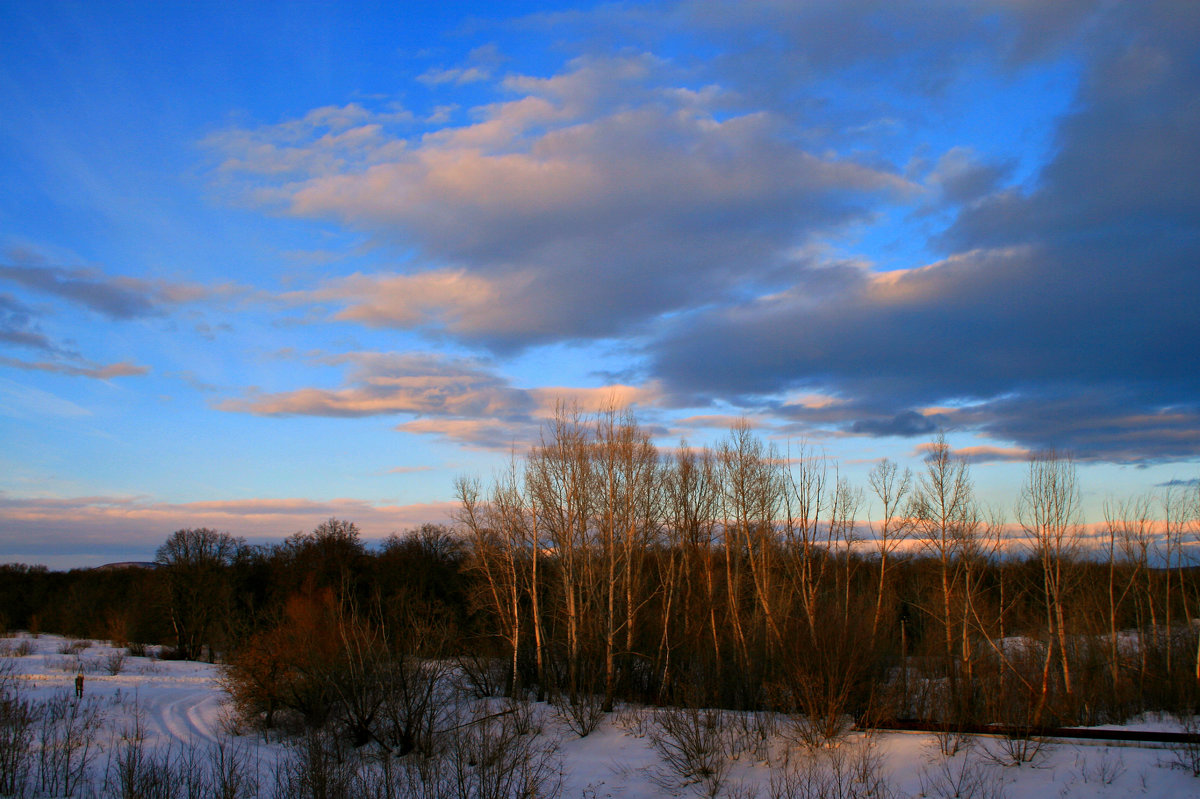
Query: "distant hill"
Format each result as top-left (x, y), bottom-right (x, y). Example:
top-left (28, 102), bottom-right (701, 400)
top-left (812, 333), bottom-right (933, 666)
top-left (92, 561), bottom-right (158, 571)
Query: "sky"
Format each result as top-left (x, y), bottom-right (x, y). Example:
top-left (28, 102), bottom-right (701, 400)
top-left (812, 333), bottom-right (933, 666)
top-left (1, 0), bottom-right (1197, 568)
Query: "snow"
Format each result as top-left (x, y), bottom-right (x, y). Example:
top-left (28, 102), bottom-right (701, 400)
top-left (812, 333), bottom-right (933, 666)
top-left (3, 636), bottom-right (228, 750)
top-left (3, 633), bottom-right (1198, 798)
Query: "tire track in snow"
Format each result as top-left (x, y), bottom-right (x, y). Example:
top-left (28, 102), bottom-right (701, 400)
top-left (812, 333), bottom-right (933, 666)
top-left (157, 689), bottom-right (224, 745)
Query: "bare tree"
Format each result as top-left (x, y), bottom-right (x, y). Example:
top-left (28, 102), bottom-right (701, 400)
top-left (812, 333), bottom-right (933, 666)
top-left (912, 435), bottom-right (975, 707)
top-left (1017, 452), bottom-right (1083, 712)
top-left (1102, 496), bottom-right (1147, 702)
top-left (155, 528), bottom-right (244, 661)
top-left (781, 441), bottom-right (830, 648)
top-left (1162, 485), bottom-right (1191, 678)
top-left (526, 404), bottom-right (595, 703)
top-left (661, 443), bottom-right (721, 695)
top-left (867, 459), bottom-right (912, 646)
top-left (592, 407), bottom-right (660, 710)
top-left (719, 421), bottom-right (786, 658)
top-left (455, 472), bottom-right (525, 698)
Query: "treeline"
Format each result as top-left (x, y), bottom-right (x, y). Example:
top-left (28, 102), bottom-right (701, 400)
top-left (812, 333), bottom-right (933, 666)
top-left (2, 408), bottom-right (1198, 741)
top-left (0, 521), bottom-right (473, 667)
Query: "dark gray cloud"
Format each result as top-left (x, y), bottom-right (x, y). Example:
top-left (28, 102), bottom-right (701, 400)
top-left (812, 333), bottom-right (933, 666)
top-left (651, 1), bottom-right (1200, 463)
top-left (1157, 478), bottom-right (1199, 488)
top-left (851, 410), bottom-right (939, 438)
top-left (0, 262), bottom-right (159, 319)
top-left (925, 148), bottom-right (1017, 209)
top-left (944, 2), bottom-right (1200, 252)
top-left (677, 0), bottom-right (1103, 135)
top-left (943, 389), bottom-right (1200, 465)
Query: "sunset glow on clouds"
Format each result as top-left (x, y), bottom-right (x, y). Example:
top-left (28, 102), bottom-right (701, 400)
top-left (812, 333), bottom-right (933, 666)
top-left (1, 0), bottom-right (1197, 566)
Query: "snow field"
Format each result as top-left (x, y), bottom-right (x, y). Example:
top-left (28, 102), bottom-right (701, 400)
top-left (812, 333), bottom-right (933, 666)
top-left (2, 633), bottom-right (1198, 798)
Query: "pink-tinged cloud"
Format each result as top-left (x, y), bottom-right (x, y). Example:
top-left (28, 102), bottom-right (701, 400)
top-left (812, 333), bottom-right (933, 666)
top-left (0, 493), bottom-right (458, 569)
top-left (394, 418), bottom-right (540, 451)
top-left (217, 352), bottom-right (532, 418)
top-left (210, 55), bottom-right (914, 350)
top-left (913, 442), bottom-right (1033, 463)
top-left (217, 350), bottom-right (663, 449)
top-left (527, 384), bottom-right (660, 415)
top-left (671, 414), bottom-right (767, 432)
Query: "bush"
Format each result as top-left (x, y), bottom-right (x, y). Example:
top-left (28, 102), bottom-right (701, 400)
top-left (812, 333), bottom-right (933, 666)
top-left (33, 692), bottom-right (106, 797)
top-left (1167, 712), bottom-right (1200, 778)
top-left (0, 638), bottom-right (34, 658)
top-left (0, 681), bottom-right (36, 796)
top-left (105, 650), bottom-right (128, 675)
top-left (647, 705), bottom-right (732, 798)
top-left (918, 745), bottom-right (1008, 799)
top-left (57, 639), bottom-right (91, 656)
top-left (768, 738), bottom-right (895, 799)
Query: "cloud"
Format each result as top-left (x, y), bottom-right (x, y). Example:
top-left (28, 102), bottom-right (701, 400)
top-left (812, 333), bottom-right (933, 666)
top-left (852, 410), bottom-right (939, 438)
top-left (417, 66), bottom-right (491, 86)
top-left (217, 350), bottom-right (659, 449)
top-left (913, 441), bottom-right (1032, 463)
top-left (681, 0), bottom-right (1101, 79)
top-left (649, 2), bottom-right (1200, 463)
top-left (924, 147), bottom-right (1016, 208)
top-left (0, 357), bottom-right (149, 379)
top-left (0, 251), bottom-right (242, 381)
top-left (1156, 478), bottom-right (1199, 488)
top-left (197, 2), bottom-right (1197, 464)
top-left (210, 54), bottom-right (913, 350)
top-left (217, 352), bottom-right (533, 419)
top-left (0, 378), bottom-right (92, 419)
top-left (0, 493), bottom-right (458, 568)
top-left (0, 248), bottom-right (229, 320)
top-left (394, 417), bottom-right (539, 451)
top-left (940, 391), bottom-right (1200, 464)
top-left (0, 292), bottom-right (67, 355)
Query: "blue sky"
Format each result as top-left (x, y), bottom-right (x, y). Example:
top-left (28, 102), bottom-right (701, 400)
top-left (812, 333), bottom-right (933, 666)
top-left (1, 0), bottom-right (1197, 567)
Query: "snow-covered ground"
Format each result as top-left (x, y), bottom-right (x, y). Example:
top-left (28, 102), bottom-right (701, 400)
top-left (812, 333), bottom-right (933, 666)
top-left (2, 633), bottom-right (1198, 798)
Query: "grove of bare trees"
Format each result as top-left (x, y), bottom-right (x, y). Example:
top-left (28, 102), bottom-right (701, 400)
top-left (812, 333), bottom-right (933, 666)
top-left (2, 407), bottom-right (1198, 746)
